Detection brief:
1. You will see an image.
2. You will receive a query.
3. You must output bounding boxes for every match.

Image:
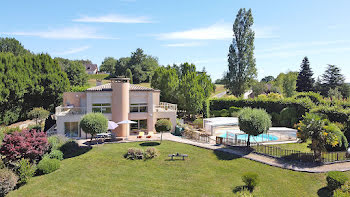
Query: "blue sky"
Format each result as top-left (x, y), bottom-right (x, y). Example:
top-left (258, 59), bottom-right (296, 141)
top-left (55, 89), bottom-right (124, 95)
top-left (1, 0), bottom-right (350, 81)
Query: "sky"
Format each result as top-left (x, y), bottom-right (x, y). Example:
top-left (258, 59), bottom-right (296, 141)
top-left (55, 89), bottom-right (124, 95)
top-left (1, 0), bottom-right (350, 81)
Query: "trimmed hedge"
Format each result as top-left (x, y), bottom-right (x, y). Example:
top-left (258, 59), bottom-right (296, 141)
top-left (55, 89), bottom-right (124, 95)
top-left (327, 171), bottom-right (348, 191)
top-left (37, 157), bottom-right (60, 174)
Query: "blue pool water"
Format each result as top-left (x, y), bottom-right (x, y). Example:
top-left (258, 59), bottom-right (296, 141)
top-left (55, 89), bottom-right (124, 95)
top-left (219, 132), bottom-right (278, 142)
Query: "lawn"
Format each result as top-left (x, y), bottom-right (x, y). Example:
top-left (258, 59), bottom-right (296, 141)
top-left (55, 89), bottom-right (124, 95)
top-left (8, 141), bottom-right (345, 197)
top-left (211, 84), bottom-right (226, 97)
top-left (270, 140), bottom-right (313, 153)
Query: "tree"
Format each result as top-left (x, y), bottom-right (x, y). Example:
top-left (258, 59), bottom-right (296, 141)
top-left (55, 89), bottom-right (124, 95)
top-left (274, 72), bottom-right (298, 97)
top-left (64, 61), bottom-right (88, 86)
top-left (114, 57), bottom-right (130, 77)
top-left (125, 68), bottom-right (133, 84)
top-left (238, 108), bottom-right (271, 147)
top-left (151, 66), bottom-right (179, 103)
top-left (79, 113), bottom-right (108, 144)
top-left (28, 107), bottom-right (50, 125)
top-left (261, 76), bottom-right (275, 83)
top-left (296, 57), bottom-right (314, 92)
top-left (298, 113), bottom-right (339, 161)
top-left (0, 37), bottom-right (30, 56)
top-left (251, 81), bottom-right (268, 97)
top-left (155, 119), bottom-right (172, 143)
top-left (225, 8), bottom-right (257, 96)
top-left (0, 129), bottom-right (49, 162)
top-left (100, 57), bottom-right (117, 74)
top-left (328, 87), bottom-right (343, 100)
top-left (322, 65), bottom-right (345, 96)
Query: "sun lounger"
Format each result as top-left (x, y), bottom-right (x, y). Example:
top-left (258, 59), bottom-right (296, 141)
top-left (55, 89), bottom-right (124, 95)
top-left (137, 132), bottom-right (144, 138)
top-left (146, 132), bottom-right (154, 138)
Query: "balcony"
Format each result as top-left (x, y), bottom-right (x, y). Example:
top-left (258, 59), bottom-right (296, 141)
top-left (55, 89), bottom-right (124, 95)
top-left (154, 102), bottom-right (177, 112)
top-left (55, 106), bottom-right (87, 116)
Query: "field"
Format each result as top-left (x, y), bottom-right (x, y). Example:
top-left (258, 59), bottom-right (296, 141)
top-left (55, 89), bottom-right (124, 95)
top-left (8, 141), bottom-right (341, 197)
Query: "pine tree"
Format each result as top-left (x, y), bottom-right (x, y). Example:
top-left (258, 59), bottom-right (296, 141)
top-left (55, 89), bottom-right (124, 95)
top-left (296, 57), bottom-right (314, 92)
top-left (322, 64), bottom-right (345, 95)
top-left (225, 8), bottom-right (257, 96)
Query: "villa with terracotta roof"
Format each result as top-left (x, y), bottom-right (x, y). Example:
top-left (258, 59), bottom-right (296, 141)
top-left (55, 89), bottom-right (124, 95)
top-left (55, 78), bottom-right (177, 138)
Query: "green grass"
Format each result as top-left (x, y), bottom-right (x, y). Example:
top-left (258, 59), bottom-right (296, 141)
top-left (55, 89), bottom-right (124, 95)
top-left (88, 74), bottom-right (109, 80)
top-left (211, 84), bottom-right (226, 97)
top-left (8, 141), bottom-right (346, 197)
top-left (270, 140), bottom-right (313, 153)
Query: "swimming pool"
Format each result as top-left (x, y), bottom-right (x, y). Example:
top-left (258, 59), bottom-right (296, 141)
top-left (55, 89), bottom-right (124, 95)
top-left (219, 132), bottom-right (278, 142)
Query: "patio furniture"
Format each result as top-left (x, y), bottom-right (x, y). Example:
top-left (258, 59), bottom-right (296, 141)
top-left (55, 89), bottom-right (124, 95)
top-left (168, 153), bottom-right (188, 160)
top-left (146, 132), bottom-right (154, 138)
top-left (137, 132), bottom-right (144, 138)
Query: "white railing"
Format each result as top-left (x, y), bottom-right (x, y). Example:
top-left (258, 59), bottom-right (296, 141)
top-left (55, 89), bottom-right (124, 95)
top-left (55, 106), bottom-right (87, 116)
top-left (154, 102), bottom-right (177, 112)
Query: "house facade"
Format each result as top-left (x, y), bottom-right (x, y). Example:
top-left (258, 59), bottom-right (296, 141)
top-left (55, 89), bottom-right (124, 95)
top-left (55, 78), bottom-right (177, 138)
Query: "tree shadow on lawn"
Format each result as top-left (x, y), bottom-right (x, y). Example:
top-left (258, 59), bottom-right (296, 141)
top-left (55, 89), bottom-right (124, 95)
top-left (139, 142), bottom-right (160, 147)
top-left (274, 154), bottom-right (324, 169)
top-left (317, 186), bottom-right (332, 197)
top-left (60, 141), bottom-right (92, 159)
top-left (213, 146), bottom-right (253, 160)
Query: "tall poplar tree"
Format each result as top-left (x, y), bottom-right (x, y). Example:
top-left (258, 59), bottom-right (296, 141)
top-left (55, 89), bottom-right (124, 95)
top-left (225, 8), bottom-right (257, 96)
top-left (296, 57), bottom-right (314, 92)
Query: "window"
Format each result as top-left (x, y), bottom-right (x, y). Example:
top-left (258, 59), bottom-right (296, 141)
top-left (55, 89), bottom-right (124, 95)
top-left (64, 122), bottom-right (79, 137)
top-left (92, 103), bottom-right (111, 113)
top-left (130, 103), bottom-right (148, 113)
top-left (130, 119), bottom-right (147, 131)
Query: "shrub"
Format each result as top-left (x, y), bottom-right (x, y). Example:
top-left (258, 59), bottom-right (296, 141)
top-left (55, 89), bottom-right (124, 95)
top-left (279, 107), bottom-right (298, 127)
top-left (48, 150), bottom-right (64, 161)
top-left (242, 172), bottom-right (259, 191)
top-left (220, 109), bottom-right (229, 117)
top-left (125, 148), bottom-right (144, 160)
top-left (17, 158), bottom-right (36, 184)
top-left (27, 124), bottom-right (42, 131)
top-left (0, 127), bottom-right (21, 135)
top-left (0, 168), bottom-right (18, 196)
top-left (48, 135), bottom-right (70, 150)
top-left (0, 129), bottom-right (49, 162)
top-left (239, 108), bottom-right (271, 146)
top-left (193, 119), bottom-right (203, 129)
top-left (37, 157), bottom-right (60, 174)
top-left (327, 171), bottom-right (348, 191)
top-left (324, 123), bottom-right (348, 151)
top-left (144, 147), bottom-right (160, 159)
top-left (229, 106), bottom-right (241, 117)
top-left (334, 182), bottom-right (350, 197)
top-left (70, 85), bottom-right (90, 92)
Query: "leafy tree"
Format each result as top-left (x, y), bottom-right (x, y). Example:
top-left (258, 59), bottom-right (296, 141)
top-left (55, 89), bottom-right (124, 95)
top-left (225, 8), bottom-right (257, 96)
top-left (125, 68), bottom-right (133, 84)
top-left (0, 129), bottom-right (49, 162)
top-left (28, 107), bottom-right (50, 125)
top-left (274, 72), bottom-right (298, 97)
top-left (0, 37), bottom-right (30, 56)
top-left (64, 61), bottom-right (88, 86)
top-left (100, 57), bottom-right (117, 74)
top-left (80, 113), bottom-right (108, 144)
top-left (251, 81), bottom-right (268, 97)
top-left (114, 57), bottom-right (130, 77)
top-left (261, 76), bottom-right (275, 83)
top-left (296, 57), bottom-right (314, 92)
top-left (155, 119), bottom-right (172, 143)
top-left (151, 66), bottom-right (179, 103)
top-left (322, 65), bottom-right (345, 96)
top-left (298, 113), bottom-right (338, 161)
top-left (238, 107), bottom-right (271, 147)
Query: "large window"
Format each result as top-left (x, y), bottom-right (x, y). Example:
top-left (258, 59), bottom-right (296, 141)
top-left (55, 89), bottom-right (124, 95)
top-left (64, 122), bottom-right (79, 137)
top-left (130, 103), bottom-right (148, 113)
top-left (130, 119), bottom-right (147, 131)
top-left (92, 103), bottom-right (111, 113)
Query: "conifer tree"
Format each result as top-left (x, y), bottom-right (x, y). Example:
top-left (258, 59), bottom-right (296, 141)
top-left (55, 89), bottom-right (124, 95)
top-left (296, 57), bottom-right (314, 92)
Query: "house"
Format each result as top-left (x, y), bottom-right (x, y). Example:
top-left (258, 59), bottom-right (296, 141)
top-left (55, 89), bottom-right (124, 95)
top-left (84, 62), bottom-right (98, 74)
top-left (55, 78), bottom-right (177, 138)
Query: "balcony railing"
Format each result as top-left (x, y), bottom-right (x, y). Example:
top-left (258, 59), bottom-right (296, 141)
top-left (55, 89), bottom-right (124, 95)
top-left (154, 102), bottom-right (177, 112)
top-left (55, 106), bottom-right (87, 116)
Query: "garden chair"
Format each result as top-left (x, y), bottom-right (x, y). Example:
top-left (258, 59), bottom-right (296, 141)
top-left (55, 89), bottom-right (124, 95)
top-left (137, 132), bottom-right (144, 138)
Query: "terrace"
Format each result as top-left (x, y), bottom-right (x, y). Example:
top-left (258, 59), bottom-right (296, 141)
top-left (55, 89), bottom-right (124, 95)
top-left (153, 102), bottom-right (177, 112)
top-left (55, 106), bottom-right (87, 116)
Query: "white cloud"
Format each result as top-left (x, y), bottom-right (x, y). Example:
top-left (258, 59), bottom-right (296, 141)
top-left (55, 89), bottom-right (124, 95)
top-left (73, 14), bottom-right (153, 23)
top-left (53, 46), bottom-right (90, 56)
top-left (157, 23), bottom-right (275, 40)
top-left (163, 42), bottom-right (203, 47)
top-left (3, 26), bottom-right (117, 40)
